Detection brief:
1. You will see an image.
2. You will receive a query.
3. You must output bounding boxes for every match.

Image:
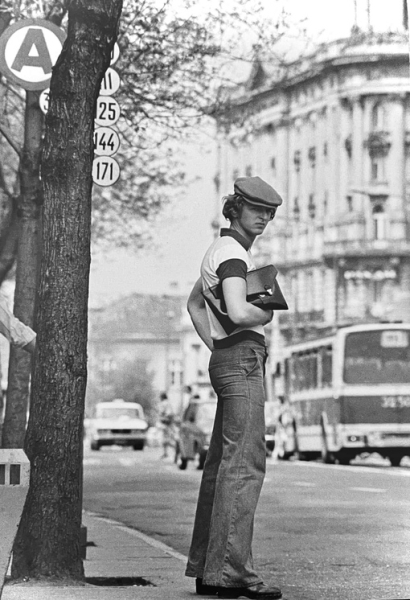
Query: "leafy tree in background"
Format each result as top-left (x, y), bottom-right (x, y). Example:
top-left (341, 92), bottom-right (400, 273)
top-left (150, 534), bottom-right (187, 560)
top-left (86, 357), bottom-right (157, 425)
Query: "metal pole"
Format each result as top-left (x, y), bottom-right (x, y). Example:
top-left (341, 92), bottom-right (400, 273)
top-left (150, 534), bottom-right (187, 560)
top-left (407, 0), bottom-right (410, 77)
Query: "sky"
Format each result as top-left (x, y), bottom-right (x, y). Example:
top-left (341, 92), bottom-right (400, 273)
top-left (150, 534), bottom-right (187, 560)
top-left (88, 0), bottom-right (406, 307)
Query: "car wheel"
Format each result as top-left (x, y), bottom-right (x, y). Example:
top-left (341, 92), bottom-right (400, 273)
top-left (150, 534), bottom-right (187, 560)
top-left (389, 453), bottom-right (403, 467)
top-left (91, 441), bottom-right (100, 451)
top-left (337, 450), bottom-right (352, 465)
top-left (179, 457), bottom-right (188, 470)
top-left (133, 442), bottom-right (144, 451)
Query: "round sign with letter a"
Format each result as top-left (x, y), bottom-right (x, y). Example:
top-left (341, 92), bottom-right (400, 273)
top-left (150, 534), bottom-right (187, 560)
top-left (0, 19), bottom-right (66, 91)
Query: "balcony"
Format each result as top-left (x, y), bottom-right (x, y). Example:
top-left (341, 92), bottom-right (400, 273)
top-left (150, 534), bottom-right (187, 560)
top-left (279, 310), bottom-right (325, 328)
top-left (323, 239), bottom-right (410, 263)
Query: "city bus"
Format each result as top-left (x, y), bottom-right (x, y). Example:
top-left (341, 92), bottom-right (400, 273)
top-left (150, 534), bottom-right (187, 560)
top-left (275, 323), bottom-right (410, 466)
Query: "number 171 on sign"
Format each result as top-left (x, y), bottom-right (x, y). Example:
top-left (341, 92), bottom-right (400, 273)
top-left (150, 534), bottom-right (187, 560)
top-left (92, 156), bottom-right (120, 187)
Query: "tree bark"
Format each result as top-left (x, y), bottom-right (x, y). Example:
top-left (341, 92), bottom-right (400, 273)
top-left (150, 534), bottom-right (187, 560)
top-left (12, 0), bottom-right (123, 580)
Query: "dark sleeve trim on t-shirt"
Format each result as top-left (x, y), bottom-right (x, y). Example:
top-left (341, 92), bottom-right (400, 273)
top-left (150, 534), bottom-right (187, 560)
top-left (216, 258), bottom-right (247, 282)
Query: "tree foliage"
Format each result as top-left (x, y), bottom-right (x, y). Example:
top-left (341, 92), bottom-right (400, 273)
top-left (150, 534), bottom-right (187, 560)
top-left (0, 0), bottom-right (293, 255)
top-left (91, 0), bottom-right (291, 247)
top-left (86, 357), bottom-right (157, 424)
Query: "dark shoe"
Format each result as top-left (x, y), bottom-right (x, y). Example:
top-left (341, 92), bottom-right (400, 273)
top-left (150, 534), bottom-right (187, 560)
top-left (196, 578), bottom-right (219, 595)
top-left (217, 582), bottom-right (282, 599)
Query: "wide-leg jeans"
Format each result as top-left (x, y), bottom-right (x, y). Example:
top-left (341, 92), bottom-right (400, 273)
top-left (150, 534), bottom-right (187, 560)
top-left (185, 339), bottom-right (267, 588)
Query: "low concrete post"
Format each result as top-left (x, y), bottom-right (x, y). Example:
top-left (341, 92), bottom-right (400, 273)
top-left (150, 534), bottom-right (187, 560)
top-left (0, 449), bottom-right (30, 597)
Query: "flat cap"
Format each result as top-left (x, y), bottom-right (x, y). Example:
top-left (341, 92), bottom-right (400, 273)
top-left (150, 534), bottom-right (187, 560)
top-left (234, 176), bottom-right (283, 209)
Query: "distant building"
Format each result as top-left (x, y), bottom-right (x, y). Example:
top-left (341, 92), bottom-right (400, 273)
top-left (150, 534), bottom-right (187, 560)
top-left (87, 293), bottom-right (212, 415)
top-left (88, 294), bottom-right (185, 411)
top-left (213, 30), bottom-right (410, 367)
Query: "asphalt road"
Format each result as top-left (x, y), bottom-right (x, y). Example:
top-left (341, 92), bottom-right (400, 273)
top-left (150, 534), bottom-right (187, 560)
top-left (83, 445), bottom-right (410, 600)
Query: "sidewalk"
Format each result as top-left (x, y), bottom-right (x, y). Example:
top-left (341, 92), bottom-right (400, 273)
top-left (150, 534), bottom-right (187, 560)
top-left (2, 511), bottom-right (196, 600)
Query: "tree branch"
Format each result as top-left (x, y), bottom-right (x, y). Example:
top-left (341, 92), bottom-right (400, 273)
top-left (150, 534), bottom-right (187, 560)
top-left (0, 123), bottom-right (22, 157)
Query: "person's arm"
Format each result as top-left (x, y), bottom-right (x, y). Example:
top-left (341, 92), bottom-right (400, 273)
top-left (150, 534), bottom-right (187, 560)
top-left (0, 295), bottom-right (36, 353)
top-left (222, 277), bottom-right (273, 328)
top-left (23, 337), bottom-right (36, 355)
top-left (187, 277), bottom-right (213, 351)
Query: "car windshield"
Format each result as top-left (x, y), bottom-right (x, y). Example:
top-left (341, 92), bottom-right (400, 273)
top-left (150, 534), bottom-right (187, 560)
top-left (344, 329), bottom-right (410, 384)
top-left (96, 406), bottom-right (143, 420)
top-left (196, 403), bottom-right (217, 432)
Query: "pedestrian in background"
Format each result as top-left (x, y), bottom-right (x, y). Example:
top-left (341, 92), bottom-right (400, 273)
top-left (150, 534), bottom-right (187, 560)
top-left (159, 392), bottom-right (176, 459)
top-left (0, 293), bottom-right (36, 354)
top-left (185, 176), bottom-right (283, 599)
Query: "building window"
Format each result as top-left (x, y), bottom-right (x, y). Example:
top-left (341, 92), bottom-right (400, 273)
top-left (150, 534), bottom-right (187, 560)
top-left (371, 102), bottom-right (385, 131)
top-left (308, 146), bottom-right (316, 167)
top-left (373, 205), bottom-right (387, 240)
top-left (270, 157), bottom-right (276, 171)
top-left (346, 195), bottom-right (353, 212)
top-left (371, 156), bottom-right (385, 181)
top-left (245, 165), bottom-right (252, 177)
top-left (308, 194), bottom-right (316, 219)
top-left (293, 197), bottom-right (300, 220)
top-left (294, 150), bottom-right (301, 171)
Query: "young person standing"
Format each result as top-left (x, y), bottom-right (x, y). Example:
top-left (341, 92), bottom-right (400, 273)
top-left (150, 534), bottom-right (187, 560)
top-left (185, 176), bottom-right (283, 599)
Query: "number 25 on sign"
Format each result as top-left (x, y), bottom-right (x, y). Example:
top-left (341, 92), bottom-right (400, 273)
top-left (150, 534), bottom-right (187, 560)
top-left (92, 156), bottom-right (120, 187)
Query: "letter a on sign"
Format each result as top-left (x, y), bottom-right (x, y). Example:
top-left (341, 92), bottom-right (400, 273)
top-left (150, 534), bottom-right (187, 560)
top-left (11, 29), bottom-right (53, 74)
top-left (0, 19), bottom-right (66, 91)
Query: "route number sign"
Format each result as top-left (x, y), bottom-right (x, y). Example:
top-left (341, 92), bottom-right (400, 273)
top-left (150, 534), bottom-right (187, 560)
top-left (110, 43), bottom-right (120, 66)
top-left (95, 97), bottom-right (120, 126)
top-left (39, 87), bottom-right (50, 114)
top-left (92, 156), bottom-right (120, 187)
top-left (92, 41), bottom-right (121, 187)
top-left (94, 126), bottom-right (120, 156)
top-left (0, 19), bottom-right (66, 91)
top-left (100, 68), bottom-right (121, 96)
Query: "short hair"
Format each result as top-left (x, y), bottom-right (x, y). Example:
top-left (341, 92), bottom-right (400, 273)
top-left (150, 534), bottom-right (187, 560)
top-left (222, 193), bottom-right (244, 222)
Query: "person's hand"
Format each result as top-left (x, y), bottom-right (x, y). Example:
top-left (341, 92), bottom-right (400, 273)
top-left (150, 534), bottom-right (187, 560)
top-left (23, 338), bottom-right (36, 354)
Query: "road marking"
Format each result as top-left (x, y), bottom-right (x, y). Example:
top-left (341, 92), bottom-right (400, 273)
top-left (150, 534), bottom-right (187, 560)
top-left (288, 460), bottom-right (410, 477)
top-left (118, 457), bottom-right (136, 467)
top-left (350, 487), bottom-right (386, 493)
top-left (293, 481), bottom-right (316, 487)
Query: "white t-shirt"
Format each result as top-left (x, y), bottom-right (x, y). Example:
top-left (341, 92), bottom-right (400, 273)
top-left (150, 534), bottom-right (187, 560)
top-left (201, 229), bottom-right (264, 341)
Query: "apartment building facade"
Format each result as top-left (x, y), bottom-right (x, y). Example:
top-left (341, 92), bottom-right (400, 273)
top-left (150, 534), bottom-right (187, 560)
top-left (213, 31), bottom-right (410, 365)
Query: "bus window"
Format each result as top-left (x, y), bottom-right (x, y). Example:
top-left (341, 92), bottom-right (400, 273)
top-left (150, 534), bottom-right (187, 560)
top-left (321, 346), bottom-right (332, 387)
top-left (344, 330), bottom-right (410, 384)
top-left (291, 352), bottom-right (319, 391)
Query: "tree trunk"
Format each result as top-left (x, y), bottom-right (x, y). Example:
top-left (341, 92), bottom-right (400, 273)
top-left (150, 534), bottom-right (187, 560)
top-left (12, 0), bottom-right (123, 580)
top-left (1, 91), bottom-right (43, 449)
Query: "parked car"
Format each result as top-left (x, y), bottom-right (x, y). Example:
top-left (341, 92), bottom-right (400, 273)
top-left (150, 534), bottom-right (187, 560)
top-left (89, 399), bottom-right (148, 450)
top-left (177, 397), bottom-right (217, 470)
